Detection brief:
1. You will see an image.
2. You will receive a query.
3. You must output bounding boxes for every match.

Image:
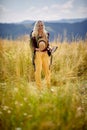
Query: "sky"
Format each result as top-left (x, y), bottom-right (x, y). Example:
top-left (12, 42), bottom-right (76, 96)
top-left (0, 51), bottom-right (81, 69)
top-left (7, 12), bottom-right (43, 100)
top-left (0, 0), bottom-right (87, 23)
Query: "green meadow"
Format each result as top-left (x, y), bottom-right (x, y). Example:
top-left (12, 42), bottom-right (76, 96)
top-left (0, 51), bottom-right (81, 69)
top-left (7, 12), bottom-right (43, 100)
top-left (0, 38), bottom-right (87, 130)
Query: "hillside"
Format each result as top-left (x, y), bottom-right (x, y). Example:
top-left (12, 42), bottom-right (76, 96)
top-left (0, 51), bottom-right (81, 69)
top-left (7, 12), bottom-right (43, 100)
top-left (0, 19), bottom-right (87, 41)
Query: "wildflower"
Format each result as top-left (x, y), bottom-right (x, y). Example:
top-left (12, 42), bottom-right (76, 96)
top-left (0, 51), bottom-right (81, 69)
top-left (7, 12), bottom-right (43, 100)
top-left (0, 111), bottom-right (3, 115)
top-left (23, 113), bottom-right (27, 116)
top-left (15, 101), bottom-right (19, 105)
top-left (20, 103), bottom-right (23, 107)
top-left (24, 97), bottom-right (27, 101)
top-left (3, 106), bottom-right (9, 111)
top-left (75, 107), bottom-right (84, 118)
top-left (7, 110), bottom-right (11, 114)
top-left (14, 87), bottom-right (18, 92)
top-left (15, 128), bottom-right (22, 130)
top-left (50, 88), bottom-right (54, 92)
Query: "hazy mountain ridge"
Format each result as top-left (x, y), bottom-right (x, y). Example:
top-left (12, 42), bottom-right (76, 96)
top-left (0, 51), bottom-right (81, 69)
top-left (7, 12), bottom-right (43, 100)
top-left (0, 18), bottom-right (87, 41)
top-left (21, 18), bottom-right (87, 24)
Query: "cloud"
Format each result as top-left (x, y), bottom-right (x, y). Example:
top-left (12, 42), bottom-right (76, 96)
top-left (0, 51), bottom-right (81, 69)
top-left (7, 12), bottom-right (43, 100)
top-left (51, 0), bottom-right (74, 10)
top-left (0, 0), bottom-right (75, 22)
top-left (27, 0), bottom-right (75, 20)
top-left (78, 7), bottom-right (87, 14)
top-left (0, 4), bottom-right (9, 14)
top-left (0, 4), bottom-right (11, 22)
top-left (74, 6), bottom-right (87, 18)
top-left (0, 0), bottom-right (87, 23)
top-left (63, 0), bottom-right (74, 9)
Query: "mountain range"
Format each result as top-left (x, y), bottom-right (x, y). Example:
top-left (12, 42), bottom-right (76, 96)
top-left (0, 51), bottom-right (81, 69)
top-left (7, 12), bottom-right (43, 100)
top-left (0, 18), bottom-right (87, 41)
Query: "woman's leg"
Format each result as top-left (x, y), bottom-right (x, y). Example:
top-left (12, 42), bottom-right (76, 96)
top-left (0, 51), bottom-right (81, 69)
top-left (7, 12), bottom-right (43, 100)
top-left (42, 52), bottom-right (51, 88)
top-left (35, 52), bottom-right (42, 90)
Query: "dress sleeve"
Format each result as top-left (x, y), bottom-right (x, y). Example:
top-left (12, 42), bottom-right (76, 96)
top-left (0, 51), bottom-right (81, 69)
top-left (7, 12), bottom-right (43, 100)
top-left (30, 31), bottom-right (38, 52)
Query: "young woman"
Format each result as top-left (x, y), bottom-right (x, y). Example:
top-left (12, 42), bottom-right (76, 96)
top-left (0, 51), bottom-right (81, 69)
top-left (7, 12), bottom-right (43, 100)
top-left (30, 20), bottom-right (51, 90)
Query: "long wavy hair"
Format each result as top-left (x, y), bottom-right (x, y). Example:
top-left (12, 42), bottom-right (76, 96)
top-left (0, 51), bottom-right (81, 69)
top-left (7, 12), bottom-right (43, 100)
top-left (32, 21), bottom-right (48, 38)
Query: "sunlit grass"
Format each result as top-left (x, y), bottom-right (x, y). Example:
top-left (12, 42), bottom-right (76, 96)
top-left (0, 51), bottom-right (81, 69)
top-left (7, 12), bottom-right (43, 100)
top-left (0, 38), bottom-right (87, 130)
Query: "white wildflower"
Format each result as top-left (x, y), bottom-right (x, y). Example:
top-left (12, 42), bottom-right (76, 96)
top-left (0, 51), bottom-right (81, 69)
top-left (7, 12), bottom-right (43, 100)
top-left (50, 88), bottom-right (54, 92)
top-left (7, 110), bottom-right (11, 114)
top-left (14, 87), bottom-right (18, 92)
top-left (3, 106), bottom-right (9, 111)
top-left (0, 111), bottom-right (3, 114)
top-left (15, 128), bottom-right (22, 130)
top-left (23, 113), bottom-right (27, 116)
top-left (20, 103), bottom-right (23, 107)
top-left (15, 101), bottom-right (19, 105)
top-left (24, 97), bottom-right (27, 101)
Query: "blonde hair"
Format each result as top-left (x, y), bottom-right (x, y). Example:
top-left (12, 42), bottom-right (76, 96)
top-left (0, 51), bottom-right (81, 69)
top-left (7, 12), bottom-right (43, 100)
top-left (32, 21), bottom-right (48, 37)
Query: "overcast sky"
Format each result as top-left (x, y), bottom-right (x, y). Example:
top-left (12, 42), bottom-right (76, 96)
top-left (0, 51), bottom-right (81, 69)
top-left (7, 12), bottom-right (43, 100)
top-left (0, 0), bottom-right (87, 23)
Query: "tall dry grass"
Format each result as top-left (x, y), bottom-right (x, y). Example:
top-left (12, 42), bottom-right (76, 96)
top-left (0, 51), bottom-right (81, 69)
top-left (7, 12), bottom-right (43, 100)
top-left (51, 40), bottom-right (87, 86)
top-left (0, 39), bottom-right (34, 82)
top-left (0, 38), bottom-right (87, 130)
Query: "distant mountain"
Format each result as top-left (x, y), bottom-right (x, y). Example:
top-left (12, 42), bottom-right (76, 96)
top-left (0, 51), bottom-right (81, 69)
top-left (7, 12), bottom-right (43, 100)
top-left (0, 18), bottom-right (87, 41)
top-left (20, 20), bottom-right (35, 24)
top-left (0, 23), bottom-right (31, 39)
top-left (49, 18), bottom-right (87, 23)
top-left (20, 18), bottom-right (87, 24)
top-left (45, 20), bottom-right (87, 41)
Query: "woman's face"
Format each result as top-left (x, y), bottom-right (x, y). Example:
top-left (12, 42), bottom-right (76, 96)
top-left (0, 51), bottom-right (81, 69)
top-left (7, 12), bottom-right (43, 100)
top-left (38, 21), bottom-right (43, 32)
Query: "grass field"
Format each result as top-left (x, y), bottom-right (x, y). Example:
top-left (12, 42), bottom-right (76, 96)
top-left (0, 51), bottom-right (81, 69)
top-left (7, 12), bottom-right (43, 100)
top-left (0, 38), bottom-right (87, 130)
